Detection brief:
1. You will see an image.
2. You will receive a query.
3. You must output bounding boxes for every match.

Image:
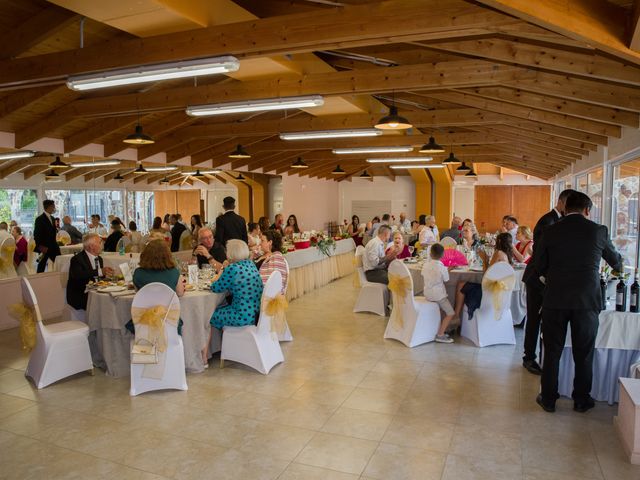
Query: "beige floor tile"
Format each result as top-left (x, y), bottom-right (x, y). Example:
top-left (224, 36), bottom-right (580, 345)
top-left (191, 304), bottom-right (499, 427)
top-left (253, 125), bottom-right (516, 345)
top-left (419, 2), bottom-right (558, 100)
top-left (295, 432), bottom-right (378, 475)
top-left (523, 467), bottom-right (599, 480)
top-left (522, 433), bottom-right (603, 479)
top-left (236, 422), bottom-right (316, 461)
top-left (357, 370), bottom-right (417, 394)
top-left (279, 462), bottom-right (360, 480)
top-left (450, 424), bottom-right (522, 465)
top-left (0, 369), bottom-right (31, 393)
top-left (0, 392), bottom-right (35, 419)
top-left (362, 442), bottom-right (446, 480)
top-left (291, 380), bottom-right (355, 407)
top-left (321, 406), bottom-right (393, 441)
top-left (381, 415), bottom-right (455, 453)
top-left (441, 454), bottom-right (524, 480)
top-left (342, 387), bottom-right (405, 414)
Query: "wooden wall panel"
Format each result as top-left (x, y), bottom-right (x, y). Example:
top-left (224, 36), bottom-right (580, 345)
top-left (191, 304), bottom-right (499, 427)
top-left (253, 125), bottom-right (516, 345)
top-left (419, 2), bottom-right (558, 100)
top-left (474, 186), bottom-right (512, 233)
top-left (511, 186), bottom-right (551, 231)
top-left (154, 190), bottom-right (176, 219)
top-left (176, 190), bottom-right (201, 221)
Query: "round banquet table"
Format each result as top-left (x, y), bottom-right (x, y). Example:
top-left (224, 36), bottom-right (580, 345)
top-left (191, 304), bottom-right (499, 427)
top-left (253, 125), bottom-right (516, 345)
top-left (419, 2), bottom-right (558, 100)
top-left (59, 244), bottom-right (83, 255)
top-left (558, 309), bottom-right (640, 404)
top-left (86, 289), bottom-right (225, 377)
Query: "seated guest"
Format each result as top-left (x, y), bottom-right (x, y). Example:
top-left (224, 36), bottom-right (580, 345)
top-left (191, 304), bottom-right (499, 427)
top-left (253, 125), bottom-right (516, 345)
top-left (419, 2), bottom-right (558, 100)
top-left (372, 213), bottom-right (391, 237)
top-left (169, 213), bottom-right (186, 252)
top-left (150, 216), bottom-right (165, 235)
top-left (193, 227), bottom-right (225, 270)
top-left (191, 215), bottom-right (203, 245)
top-left (133, 239), bottom-right (186, 296)
top-left (421, 243), bottom-right (455, 343)
top-left (87, 214), bottom-right (108, 238)
top-left (386, 231), bottom-right (411, 259)
top-left (501, 215), bottom-right (519, 245)
top-left (270, 213), bottom-right (284, 234)
top-left (398, 212), bottom-right (411, 232)
top-left (462, 218), bottom-right (474, 229)
top-left (258, 216), bottom-right (271, 234)
top-left (61, 216), bottom-right (83, 244)
top-left (128, 221), bottom-right (143, 251)
top-left (247, 222), bottom-right (261, 250)
top-left (454, 232), bottom-right (514, 319)
top-left (54, 217), bottom-right (60, 231)
top-left (418, 215), bottom-right (438, 246)
top-left (411, 220), bottom-right (421, 235)
top-left (512, 226), bottom-right (533, 263)
top-left (11, 226), bottom-right (28, 272)
top-left (209, 239), bottom-right (263, 331)
top-left (283, 214), bottom-right (300, 238)
top-left (348, 215), bottom-right (364, 246)
top-left (440, 216), bottom-right (462, 242)
top-left (366, 216), bottom-right (381, 235)
top-left (459, 224), bottom-right (480, 249)
top-left (67, 233), bottom-right (114, 310)
top-left (256, 230), bottom-right (288, 293)
top-left (162, 214), bottom-right (171, 232)
top-left (362, 225), bottom-right (398, 284)
top-left (103, 220), bottom-right (124, 252)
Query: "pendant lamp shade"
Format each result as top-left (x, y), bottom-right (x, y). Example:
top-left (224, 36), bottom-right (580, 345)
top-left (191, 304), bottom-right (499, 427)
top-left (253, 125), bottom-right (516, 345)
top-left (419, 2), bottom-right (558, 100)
top-left (419, 136), bottom-right (445, 153)
top-left (374, 105), bottom-right (412, 130)
top-left (113, 172), bottom-right (124, 180)
top-left (192, 170), bottom-right (205, 178)
top-left (159, 176), bottom-right (169, 184)
top-left (291, 157), bottom-right (308, 168)
top-left (123, 124), bottom-right (154, 145)
top-left (332, 165), bottom-right (346, 175)
top-left (442, 152), bottom-right (461, 164)
top-left (456, 162), bottom-right (472, 173)
top-left (359, 170), bottom-right (372, 178)
top-left (228, 144), bottom-right (251, 159)
top-left (133, 163), bottom-right (148, 174)
top-left (236, 173), bottom-right (245, 180)
top-left (45, 170), bottom-right (62, 181)
top-left (465, 168), bottom-right (478, 178)
top-left (49, 156), bottom-right (69, 169)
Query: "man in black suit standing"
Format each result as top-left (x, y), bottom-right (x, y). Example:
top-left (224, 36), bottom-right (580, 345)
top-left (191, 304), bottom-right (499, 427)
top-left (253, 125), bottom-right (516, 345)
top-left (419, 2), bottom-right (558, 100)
top-left (534, 192), bottom-right (622, 413)
top-left (169, 213), bottom-right (186, 252)
top-left (521, 189), bottom-right (575, 375)
top-left (214, 197), bottom-right (248, 251)
top-left (67, 233), bottom-right (114, 311)
top-left (33, 199), bottom-right (61, 273)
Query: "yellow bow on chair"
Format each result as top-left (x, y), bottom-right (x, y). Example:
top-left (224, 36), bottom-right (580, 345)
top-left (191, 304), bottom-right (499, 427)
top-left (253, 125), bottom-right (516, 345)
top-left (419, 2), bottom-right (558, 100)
top-left (8, 303), bottom-right (36, 351)
top-left (481, 275), bottom-right (515, 319)
top-left (388, 274), bottom-right (412, 329)
top-left (131, 305), bottom-right (180, 352)
top-left (0, 245), bottom-right (15, 270)
top-left (352, 256), bottom-right (363, 288)
top-left (264, 294), bottom-right (289, 334)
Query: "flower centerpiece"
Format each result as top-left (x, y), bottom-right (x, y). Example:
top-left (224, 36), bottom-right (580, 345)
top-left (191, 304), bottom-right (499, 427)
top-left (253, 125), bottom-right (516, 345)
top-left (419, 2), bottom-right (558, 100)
top-left (309, 231), bottom-right (336, 257)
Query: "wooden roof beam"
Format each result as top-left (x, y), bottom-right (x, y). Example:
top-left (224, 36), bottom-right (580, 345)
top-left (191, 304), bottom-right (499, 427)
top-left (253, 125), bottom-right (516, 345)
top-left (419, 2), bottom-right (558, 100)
top-left (23, 165), bottom-right (49, 180)
top-left (64, 116), bottom-right (139, 153)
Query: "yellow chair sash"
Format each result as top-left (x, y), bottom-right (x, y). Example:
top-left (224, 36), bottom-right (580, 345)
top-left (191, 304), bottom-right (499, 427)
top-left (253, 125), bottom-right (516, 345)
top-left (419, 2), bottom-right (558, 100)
top-left (0, 245), bottom-right (16, 270)
top-left (131, 304), bottom-right (179, 353)
top-left (56, 235), bottom-right (70, 246)
top-left (264, 293), bottom-right (289, 334)
top-left (481, 274), bottom-right (516, 319)
top-left (8, 303), bottom-right (36, 351)
top-left (388, 274), bottom-right (412, 329)
top-left (180, 234), bottom-right (192, 251)
top-left (352, 256), bottom-right (363, 288)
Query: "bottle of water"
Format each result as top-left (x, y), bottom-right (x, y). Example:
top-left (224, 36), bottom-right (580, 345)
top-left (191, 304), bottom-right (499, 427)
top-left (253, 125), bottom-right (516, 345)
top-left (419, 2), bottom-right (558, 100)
top-left (119, 240), bottom-right (125, 256)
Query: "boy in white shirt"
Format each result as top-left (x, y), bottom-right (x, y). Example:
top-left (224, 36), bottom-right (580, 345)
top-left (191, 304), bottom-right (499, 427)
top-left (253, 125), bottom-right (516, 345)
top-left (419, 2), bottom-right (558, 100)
top-left (421, 243), bottom-right (455, 343)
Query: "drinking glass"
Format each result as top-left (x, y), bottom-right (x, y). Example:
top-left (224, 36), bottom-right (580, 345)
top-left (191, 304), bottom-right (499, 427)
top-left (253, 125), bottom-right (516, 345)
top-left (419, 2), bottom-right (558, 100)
top-left (408, 246), bottom-right (415, 256)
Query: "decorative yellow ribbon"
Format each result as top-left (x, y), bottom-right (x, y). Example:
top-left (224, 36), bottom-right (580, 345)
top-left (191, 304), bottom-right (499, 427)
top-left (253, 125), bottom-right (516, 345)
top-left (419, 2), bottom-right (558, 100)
top-left (0, 245), bottom-right (16, 270)
top-left (481, 274), bottom-right (516, 319)
top-left (264, 294), bottom-right (289, 334)
top-left (388, 274), bottom-right (412, 329)
top-left (131, 305), bottom-right (179, 352)
top-left (8, 303), bottom-right (36, 351)
top-left (56, 235), bottom-right (70, 246)
top-left (180, 234), bottom-right (192, 251)
top-left (352, 256), bottom-right (363, 287)
top-left (414, 240), bottom-right (423, 253)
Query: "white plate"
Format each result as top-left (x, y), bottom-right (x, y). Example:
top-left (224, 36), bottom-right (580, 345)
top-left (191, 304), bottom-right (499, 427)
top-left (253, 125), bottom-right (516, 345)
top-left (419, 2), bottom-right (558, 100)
top-left (469, 267), bottom-right (484, 272)
top-left (97, 286), bottom-right (127, 293)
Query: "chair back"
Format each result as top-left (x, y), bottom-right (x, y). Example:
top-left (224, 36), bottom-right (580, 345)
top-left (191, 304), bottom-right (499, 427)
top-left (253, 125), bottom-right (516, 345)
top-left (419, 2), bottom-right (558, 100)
top-left (388, 260), bottom-right (417, 326)
top-left (282, 257), bottom-right (290, 294)
top-left (257, 271), bottom-right (283, 335)
top-left (440, 237), bottom-right (457, 249)
top-left (131, 282), bottom-right (181, 345)
top-left (21, 277), bottom-right (47, 342)
top-left (116, 236), bottom-right (132, 253)
top-left (56, 231), bottom-right (71, 245)
top-left (354, 245), bottom-right (367, 284)
top-left (179, 230), bottom-right (192, 251)
top-left (0, 237), bottom-right (17, 278)
top-left (479, 261), bottom-right (515, 315)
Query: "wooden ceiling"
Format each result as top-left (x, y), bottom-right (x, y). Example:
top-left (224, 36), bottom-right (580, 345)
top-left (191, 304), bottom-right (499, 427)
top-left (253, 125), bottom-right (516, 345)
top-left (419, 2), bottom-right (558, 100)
top-left (0, 0), bottom-right (638, 183)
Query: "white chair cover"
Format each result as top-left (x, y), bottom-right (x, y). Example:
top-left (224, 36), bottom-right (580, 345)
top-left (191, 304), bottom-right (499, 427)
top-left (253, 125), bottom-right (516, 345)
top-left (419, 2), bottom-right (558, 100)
top-left (353, 245), bottom-right (388, 316)
top-left (461, 261), bottom-right (516, 347)
top-left (220, 271), bottom-right (285, 374)
top-left (25, 238), bottom-right (36, 275)
top-left (116, 236), bottom-right (132, 253)
top-left (277, 258), bottom-right (293, 342)
top-left (440, 237), bottom-right (457, 248)
top-left (511, 281), bottom-right (527, 325)
top-left (383, 260), bottom-right (440, 347)
top-left (0, 237), bottom-right (18, 279)
top-left (179, 229), bottom-right (193, 251)
top-left (56, 231), bottom-right (71, 246)
top-left (23, 277), bottom-right (93, 389)
top-left (129, 282), bottom-right (187, 396)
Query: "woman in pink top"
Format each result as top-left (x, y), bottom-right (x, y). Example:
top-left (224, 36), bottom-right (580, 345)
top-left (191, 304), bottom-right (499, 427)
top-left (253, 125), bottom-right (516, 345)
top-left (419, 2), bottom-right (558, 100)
top-left (385, 231), bottom-right (412, 259)
top-left (255, 230), bottom-right (289, 294)
top-left (11, 226), bottom-right (28, 269)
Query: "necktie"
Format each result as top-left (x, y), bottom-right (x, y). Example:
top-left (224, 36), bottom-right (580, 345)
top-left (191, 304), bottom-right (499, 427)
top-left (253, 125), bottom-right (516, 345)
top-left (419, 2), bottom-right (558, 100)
top-left (94, 257), bottom-right (101, 277)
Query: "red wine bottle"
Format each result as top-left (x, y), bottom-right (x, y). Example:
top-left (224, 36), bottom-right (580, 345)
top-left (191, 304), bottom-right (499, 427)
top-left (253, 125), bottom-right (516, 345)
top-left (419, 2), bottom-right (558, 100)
top-left (616, 277), bottom-right (627, 312)
top-left (630, 269), bottom-right (639, 313)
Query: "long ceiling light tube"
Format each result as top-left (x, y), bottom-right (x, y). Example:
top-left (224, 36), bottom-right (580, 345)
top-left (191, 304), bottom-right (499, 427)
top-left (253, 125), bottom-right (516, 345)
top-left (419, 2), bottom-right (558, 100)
top-left (187, 95), bottom-right (324, 116)
top-left (71, 160), bottom-right (121, 168)
top-left (280, 129), bottom-right (382, 140)
top-left (333, 146), bottom-right (413, 155)
top-left (145, 165), bottom-right (179, 172)
top-left (0, 150), bottom-right (35, 160)
top-left (67, 56), bottom-right (240, 91)
top-left (367, 157), bottom-right (433, 163)
top-left (180, 169), bottom-right (221, 176)
top-left (389, 164), bottom-right (444, 169)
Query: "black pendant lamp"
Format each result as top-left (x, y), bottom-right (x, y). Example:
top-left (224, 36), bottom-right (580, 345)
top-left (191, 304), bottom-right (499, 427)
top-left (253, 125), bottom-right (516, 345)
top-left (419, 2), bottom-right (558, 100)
top-left (229, 144), bottom-right (251, 159)
top-left (375, 105), bottom-right (412, 130)
top-left (291, 157), bottom-right (308, 169)
top-left (123, 124), bottom-right (154, 145)
top-left (45, 170), bottom-right (62, 181)
top-left (192, 170), bottom-right (205, 178)
top-left (133, 163), bottom-right (148, 174)
top-left (359, 170), bottom-right (372, 178)
top-left (331, 165), bottom-right (346, 175)
top-left (49, 156), bottom-right (69, 169)
top-left (465, 168), bottom-right (478, 178)
top-left (236, 173), bottom-right (245, 180)
top-left (113, 172), bottom-right (124, 180)
top-left (159, 176), bottom-right (170, 184)
top-left (419, 136), bottom-right (445, 153)
top-left (442, 152), bottom-right (461, 164)
top-left (456, 162), bottom-right (472, 173)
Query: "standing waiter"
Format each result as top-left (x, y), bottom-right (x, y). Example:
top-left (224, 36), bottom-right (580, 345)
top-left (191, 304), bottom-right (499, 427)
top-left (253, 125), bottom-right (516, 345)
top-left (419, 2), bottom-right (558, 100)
top-left (521, 189), bottom-right (575, 375)
top-left (534, 191), bottom-right (622, 413)
top-left (33, 199), bottom-right (61, 273)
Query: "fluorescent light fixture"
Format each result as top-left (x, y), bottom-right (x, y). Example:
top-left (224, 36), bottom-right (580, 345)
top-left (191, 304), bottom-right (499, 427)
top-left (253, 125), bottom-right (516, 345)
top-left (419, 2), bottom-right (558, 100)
top-left (367, 157), bottom-right (433, 163)
top-left (187, 95), bottom-right (324, 117)
top-left (389, 164), bottom-right (445, 169)
top-left (0, 150), bottom-right (34, 160)
top-left (180, 169), bottom-right (221, 176)
top-left (333, 146), bottom-right (413, 155)
top-left (280, 129), bottom-right (382, 140)
top-left (145, 165), bottom-right (178, 172)
top-left (67, 56), bottom-right (239, 91)
top-left (71, 160), bottom-right (121, 168)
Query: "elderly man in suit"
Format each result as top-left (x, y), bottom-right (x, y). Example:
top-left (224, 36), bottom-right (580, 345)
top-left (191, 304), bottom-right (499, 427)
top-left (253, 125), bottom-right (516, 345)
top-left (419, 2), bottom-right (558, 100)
top-left (215, 197), bottom-right (248, 250)
top-left (67, 233), bottom-right (114, 311)
top-left (521, 189), bottom-right (575, 375)
top-left (33, 199), bottom-right (61, 273)
top-left (534, 191), bottom-right (622, 413)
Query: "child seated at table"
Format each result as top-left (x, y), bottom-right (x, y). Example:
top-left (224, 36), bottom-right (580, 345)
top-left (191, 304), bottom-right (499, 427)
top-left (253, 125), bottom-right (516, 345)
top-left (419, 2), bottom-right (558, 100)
top-left (421, 243), bottom-right (455, 343)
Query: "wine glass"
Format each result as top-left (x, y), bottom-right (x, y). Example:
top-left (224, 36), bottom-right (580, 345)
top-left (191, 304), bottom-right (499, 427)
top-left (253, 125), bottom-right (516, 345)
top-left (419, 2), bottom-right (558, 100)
top-left (408, 246), bottom-right (415, 256)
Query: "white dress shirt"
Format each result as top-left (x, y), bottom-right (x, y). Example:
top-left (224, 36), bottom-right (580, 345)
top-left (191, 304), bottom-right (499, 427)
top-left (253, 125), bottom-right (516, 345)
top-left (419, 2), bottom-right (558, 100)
top-left (421, 259), bottom-right (449, 302)
top-left (85, 251), bottom-right (103, 277)
top-left (399, 219), bottom-right (411, 232)
top-left (362, 236), bottom-right (386, 272)
top-left (419, 227), bottom-right (437, 246)
top-left (508, 226), bottom-right (518, 245)
top-left (88, 224), bottom-right (108, 237)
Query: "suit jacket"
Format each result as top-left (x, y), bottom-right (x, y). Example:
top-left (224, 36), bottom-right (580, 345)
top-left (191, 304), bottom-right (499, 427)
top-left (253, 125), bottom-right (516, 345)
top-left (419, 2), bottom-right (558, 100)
top-left (33, 212), bottom-right (60, 257)
top-left (215, 211), bottom-right (248, 248)
top-left (61, 224), bottom-right (83, 244)
top-left (534, 214), bottom-right (622, 311)
top-left (522, 209), bottom-right (561, 285)
top-left (67, 251), bottom-right (103, 310)
top-left (170, 222), bottom-right (186, 252)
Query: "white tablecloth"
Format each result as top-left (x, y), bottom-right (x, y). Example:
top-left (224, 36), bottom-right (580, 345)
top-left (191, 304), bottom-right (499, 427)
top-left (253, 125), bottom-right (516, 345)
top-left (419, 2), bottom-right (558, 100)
top-left (54, 250), bottom-right (195, 276)
top-left (59, 244), bottom-right (83, 255)
top-left (86, 289), bottom-right (224, 377)
top-left (284, 238), bottom-right (355, 268)
top-left (559, 309), bottom-right (640, 404)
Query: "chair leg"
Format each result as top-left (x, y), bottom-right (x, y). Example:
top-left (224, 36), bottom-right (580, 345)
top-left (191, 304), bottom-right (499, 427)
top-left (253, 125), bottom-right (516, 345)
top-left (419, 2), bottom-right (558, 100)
top-left (219, 358), bottom-right (224, 369)
top-left (88, 367), bottom-right (95, 376)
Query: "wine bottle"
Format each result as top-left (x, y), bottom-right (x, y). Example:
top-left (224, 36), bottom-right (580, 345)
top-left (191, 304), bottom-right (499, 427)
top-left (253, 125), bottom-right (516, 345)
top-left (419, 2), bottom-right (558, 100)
top-left (616, 277), bottom-right (627, 312)
top-left (630, 269), bottom-right (639, 313)
top-left (600, 273), bottom-right (608, 311)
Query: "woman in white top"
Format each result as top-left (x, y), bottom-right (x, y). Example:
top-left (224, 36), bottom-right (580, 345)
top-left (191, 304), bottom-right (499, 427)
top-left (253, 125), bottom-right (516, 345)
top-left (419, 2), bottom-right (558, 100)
top-left (418, 215), bottom-right (438, 246)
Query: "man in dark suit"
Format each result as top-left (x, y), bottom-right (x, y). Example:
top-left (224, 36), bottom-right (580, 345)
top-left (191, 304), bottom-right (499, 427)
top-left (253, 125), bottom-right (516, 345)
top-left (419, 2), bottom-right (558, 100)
top-left (214, 197), bottom-right (248, 251)
top-left (534, 191), bottom-right (622, 413)
top-left (521, 189), bottom-right (575, 374)
top-left (33, 199), bottom-right (61, 273)
top-left (169, 213), bottom-right (186, 252)
top-left (67, 233), bottom-right (114, 311)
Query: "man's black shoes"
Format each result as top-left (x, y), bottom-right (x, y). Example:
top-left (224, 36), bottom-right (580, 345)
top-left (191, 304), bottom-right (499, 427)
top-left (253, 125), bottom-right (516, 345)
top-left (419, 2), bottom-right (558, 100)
top-left (536, 394), bottom-right (555, 413)
top-left (573, 396), bottom-right (595, 413)
top-left (523, 359), bottom-right (543, 375)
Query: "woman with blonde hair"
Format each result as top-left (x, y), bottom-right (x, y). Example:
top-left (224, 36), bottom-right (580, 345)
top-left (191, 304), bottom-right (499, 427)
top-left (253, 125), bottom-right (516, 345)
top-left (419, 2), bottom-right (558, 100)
top-left (512, 225), bottom-right (534, 263)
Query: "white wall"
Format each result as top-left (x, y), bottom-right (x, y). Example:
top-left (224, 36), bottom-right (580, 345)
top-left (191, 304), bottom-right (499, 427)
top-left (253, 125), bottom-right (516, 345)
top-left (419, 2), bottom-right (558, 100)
top-left (280, 173), bottom-right (339, 231)
top-left (338, 176), bottom-right (415, 223)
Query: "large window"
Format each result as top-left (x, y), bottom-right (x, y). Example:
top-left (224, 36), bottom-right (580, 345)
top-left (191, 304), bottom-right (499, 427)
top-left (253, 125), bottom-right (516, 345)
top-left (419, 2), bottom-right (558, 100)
top-left (127, 191), bottom-right (154, 232)
top-left (611, 159), bottom-right (640, 270)
top-left (574, 168), bottom-right (603, 223)
top-left (0, 189), bottom-right (38, 236)
top-left (44, 189), bottom-right (87, 230)
top-left (86, 190), bottom-right (124, 224)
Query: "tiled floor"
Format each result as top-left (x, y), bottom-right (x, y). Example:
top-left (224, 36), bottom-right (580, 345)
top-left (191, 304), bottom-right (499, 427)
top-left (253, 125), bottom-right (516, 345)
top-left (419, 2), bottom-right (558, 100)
top-left (1, 274), bottom-right (639, 479)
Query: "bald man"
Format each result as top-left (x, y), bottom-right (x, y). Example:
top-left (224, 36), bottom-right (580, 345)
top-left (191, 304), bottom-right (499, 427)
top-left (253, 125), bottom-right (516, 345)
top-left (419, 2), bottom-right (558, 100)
top-left (398, 212), bottom-right (411, 232)
top-left (61, 216), bottom-right (83, 244)
top-left (440, 216), bottom-right (463, 242)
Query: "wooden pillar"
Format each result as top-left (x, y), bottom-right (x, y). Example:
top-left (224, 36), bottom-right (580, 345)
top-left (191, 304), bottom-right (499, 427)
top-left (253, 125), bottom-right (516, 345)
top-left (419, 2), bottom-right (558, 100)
top-left (430, 166), bottom-right (453, 232)
top-left (243, 173), bottom-right (270, 222)
top-left (409, 168), bottom-right (432, 219)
